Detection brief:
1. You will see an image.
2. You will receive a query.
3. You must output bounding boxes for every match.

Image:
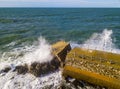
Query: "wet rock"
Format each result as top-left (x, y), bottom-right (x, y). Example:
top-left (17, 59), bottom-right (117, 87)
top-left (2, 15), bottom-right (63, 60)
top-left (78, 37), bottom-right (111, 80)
top-left (9, 56), bottom-right (60, 77)
top-left (29, 62), bottom-right (41, 77)
top-left (72, 80), bottom-right (85, 88)
top-left (50, 57), bottom-right (60, 69)
top-left (1, 67), bottom-right (11, 73)
top-left (29, 57), bottom-right (60, 77)
top-left (15, 64), bottom-right (28, 74)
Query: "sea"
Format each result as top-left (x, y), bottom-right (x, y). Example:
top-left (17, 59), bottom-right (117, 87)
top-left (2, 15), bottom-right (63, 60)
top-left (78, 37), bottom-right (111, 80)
top-left (0, 8), bottom-right (120, 89)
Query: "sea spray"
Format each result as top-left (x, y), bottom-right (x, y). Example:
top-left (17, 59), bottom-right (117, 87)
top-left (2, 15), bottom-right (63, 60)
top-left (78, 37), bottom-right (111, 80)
top-left (1, 29), bottom-right (120, 89)
top-left (0, 36), bottom-right (62, 89)
top-left (23, 37), bottom-right (53, 65)
top-left (0, 36), bottom-right (53, 70)
top-left (71, 29), bottom-right (120, 54)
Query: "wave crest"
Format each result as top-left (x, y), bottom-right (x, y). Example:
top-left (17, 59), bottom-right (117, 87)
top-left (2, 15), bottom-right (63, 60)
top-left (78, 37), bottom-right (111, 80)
top-left (71, 29), bottom-right (120, 54)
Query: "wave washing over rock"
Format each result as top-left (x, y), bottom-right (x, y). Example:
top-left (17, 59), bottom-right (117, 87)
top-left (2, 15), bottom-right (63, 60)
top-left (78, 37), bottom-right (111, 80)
top-left (0, 29), bottom-right (120, 89)
top-left (0, 37), bottom-right (53, 70)
top-left (0, 37), bottom-right (62, 89)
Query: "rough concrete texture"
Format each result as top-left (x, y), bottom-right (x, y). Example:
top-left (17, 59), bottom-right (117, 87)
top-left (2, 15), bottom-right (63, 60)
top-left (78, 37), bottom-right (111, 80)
top-left (64, 47), bottom-right (120, 89)
top-left (52, 41), bottom-right (71, 62)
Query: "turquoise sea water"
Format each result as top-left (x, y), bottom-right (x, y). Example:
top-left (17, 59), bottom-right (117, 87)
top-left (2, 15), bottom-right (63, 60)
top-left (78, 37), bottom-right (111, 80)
top-left (0, 8), bottom-right (120, 52)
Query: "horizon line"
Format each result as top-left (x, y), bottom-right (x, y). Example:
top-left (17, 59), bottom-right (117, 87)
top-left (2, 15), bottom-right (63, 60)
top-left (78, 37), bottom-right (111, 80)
top-left (0, 7), bottom-right (120, 8)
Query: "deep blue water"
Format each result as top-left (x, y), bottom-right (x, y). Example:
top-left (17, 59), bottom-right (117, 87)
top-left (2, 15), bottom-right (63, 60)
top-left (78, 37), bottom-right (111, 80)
top-left (0, 8), bottom-right (120, 51)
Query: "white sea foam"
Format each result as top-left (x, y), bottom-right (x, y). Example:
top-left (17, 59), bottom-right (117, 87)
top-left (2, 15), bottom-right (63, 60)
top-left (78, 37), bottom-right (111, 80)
top-left (71, 29), bottom-right (120, 54)
top-left (0, 36), bottom-right (61, 89)
top-left (0, 36), bottom-right (53, 70)
top-left (0, 71), bottom-right (62, 89)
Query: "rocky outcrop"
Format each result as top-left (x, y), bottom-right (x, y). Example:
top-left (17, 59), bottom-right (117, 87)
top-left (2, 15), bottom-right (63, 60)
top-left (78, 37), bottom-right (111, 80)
top-left (15, 64), bottom-right (28, 74)
top-left (13, 56), bottom-right (60, 77)
top-left (29, 57), bottom-right (60, 77)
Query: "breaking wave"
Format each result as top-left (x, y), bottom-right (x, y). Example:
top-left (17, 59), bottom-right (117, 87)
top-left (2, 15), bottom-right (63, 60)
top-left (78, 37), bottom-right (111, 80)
top-left (71, 29), bottom-right (120, 54)
top-left (0, 37), bottom-right (53, 69)
top-left (0, 37), bottom-right (62, 89)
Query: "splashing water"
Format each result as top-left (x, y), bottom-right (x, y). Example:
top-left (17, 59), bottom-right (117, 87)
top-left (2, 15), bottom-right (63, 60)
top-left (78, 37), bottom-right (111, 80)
top-left (0, 29), bottom-right (120, 89)
top-left (23, 37), bottom-right (53, 65)
top-left (71, 29), bottom-right (120, 54)
top-left (0, 37), bottom-right (53, 69)
top-left (0, 37), bottom-right (62, 89)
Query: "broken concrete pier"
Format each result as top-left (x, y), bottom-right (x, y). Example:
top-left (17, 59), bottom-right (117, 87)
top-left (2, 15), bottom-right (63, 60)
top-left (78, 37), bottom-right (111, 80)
top-left (63, 47), bottom-right (120, 89)
top-left (52, 41), bottom-right (71, 62)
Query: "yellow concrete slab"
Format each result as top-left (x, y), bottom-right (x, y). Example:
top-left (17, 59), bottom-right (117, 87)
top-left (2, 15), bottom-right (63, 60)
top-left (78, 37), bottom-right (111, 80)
top-left (64, 47), bottom-right (120, 88)
top-left (52, 41), bottom-right (71, 62)
top-left (63, 66), bottom-right (120, 89)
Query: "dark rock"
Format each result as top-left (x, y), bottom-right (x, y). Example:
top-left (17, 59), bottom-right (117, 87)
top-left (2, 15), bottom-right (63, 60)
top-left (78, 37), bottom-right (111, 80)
top-left (50, 57), bottom-right (60, 69)
top-left (15, 64), bottom-right (28, 74)
top-left (72, 80), bottom-right (85, 88)
top-left (1, 67), bottom-right (11, 73)
top-left (29, 57), bottom-right (61, 77)
top-left (29, 62), bottom-right (41, 77)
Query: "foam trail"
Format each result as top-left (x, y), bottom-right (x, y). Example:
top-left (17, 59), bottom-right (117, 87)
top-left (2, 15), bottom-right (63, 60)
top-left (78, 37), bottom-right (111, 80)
top-left (71, 29), bottom-right (120, 54)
